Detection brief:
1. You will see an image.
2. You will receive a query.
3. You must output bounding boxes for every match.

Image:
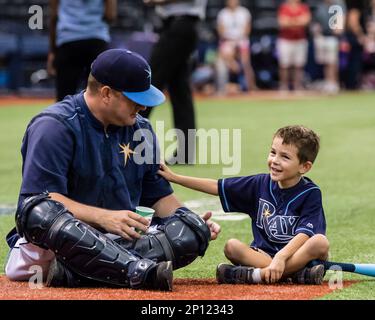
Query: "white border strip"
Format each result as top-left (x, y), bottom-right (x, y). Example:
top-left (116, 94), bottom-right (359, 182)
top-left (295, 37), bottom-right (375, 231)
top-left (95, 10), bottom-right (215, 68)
top-left (0, 205), bottom-right (16, 216)
top-left (184, 198), bottom-right (248, 221)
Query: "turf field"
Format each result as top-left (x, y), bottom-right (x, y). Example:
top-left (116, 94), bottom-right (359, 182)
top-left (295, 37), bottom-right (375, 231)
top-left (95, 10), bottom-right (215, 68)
top-left (0, 92), bottom-right (374, 299)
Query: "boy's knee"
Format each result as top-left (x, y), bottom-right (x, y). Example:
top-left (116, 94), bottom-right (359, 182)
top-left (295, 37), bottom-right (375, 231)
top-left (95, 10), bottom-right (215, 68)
top-left (310, 234), bottom-right (330, 258)
top-left (224, 238), bottom-right (241, 260)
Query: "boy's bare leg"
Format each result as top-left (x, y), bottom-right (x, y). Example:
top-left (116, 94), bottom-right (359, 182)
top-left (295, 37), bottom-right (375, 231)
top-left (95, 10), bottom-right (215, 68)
top-left (283, 234), bottom-right (329, 276)
top-left (221, 235), bottom-right (329, 284)
top-left (258, 234), bottom-right (329, 280)
top-left (224, 238), bottom-right (272, 268)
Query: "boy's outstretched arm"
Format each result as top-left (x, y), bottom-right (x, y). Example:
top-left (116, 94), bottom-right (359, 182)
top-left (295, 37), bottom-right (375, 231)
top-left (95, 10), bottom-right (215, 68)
top-left (158, 163), bottom-right (219, 196)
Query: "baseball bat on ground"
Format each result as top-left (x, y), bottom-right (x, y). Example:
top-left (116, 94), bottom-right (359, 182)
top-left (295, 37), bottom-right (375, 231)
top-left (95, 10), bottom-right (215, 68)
top-left (319, 260), bottom-right (375, 277)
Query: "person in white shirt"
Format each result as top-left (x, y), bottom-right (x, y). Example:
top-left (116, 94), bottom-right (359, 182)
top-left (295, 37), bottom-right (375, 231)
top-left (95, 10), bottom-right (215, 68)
top-left (312, 0), bottom-right (346, 94)
top-left (216, 0), bottom-right (257, 94)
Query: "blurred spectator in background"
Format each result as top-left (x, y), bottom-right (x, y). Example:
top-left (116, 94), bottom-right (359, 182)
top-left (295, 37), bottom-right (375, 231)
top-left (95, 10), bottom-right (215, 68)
top-left (344, 0), bottom-right (369, 89)
top-left (277, 0), bottom-right (311, 92)
top-left (365, 0), bottom-right (375, 53)
top-left (312, 0), bottom-right (346, 94)
top-left (141, 0), bottom-right (208, 165)
top-left (362, 0), bottom-right (375, 89)
top-left (371, 0), bottom-right (375, 23)
top-left (365, 20), bottom-right (375, 54)
top-left (48, 0), bottom-right (117, 101)
top-left (215, 0), bottom-right (257, 94)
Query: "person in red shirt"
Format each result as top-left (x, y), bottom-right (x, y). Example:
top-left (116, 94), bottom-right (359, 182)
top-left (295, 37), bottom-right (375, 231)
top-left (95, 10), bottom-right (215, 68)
top-left (277, 0), bottom-right (311, 91)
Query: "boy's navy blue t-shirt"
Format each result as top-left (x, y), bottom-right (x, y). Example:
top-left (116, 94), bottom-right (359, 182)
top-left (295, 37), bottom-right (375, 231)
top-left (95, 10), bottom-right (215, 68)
top-left (18, 92), bottom-right (173, 211)
top-left (218, 174), bottom-right (326, 256)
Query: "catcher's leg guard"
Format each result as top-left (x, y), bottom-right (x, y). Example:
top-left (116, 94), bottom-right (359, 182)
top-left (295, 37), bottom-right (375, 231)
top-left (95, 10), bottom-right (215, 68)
top-left (116, 207), bottom-right (211, 270)
top-left (15, 193), bottom-right (172, 290)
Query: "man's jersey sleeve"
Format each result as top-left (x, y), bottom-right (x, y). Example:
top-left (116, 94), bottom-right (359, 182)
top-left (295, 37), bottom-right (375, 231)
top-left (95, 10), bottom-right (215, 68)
top-left (217, 175), bottom-right (259, 216)
top-left (139, 170), bottom-right (173, 208)
top-left (295, 188), bottom-right (326, 237)
top-left (139, 125), bottom-right (173, 208)
top-left (20, 116), bottom-right (73, 196)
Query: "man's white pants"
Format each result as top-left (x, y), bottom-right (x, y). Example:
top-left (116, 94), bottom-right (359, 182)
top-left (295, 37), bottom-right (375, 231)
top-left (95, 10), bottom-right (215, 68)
top-left (4, 237), bottom-right (54, 281)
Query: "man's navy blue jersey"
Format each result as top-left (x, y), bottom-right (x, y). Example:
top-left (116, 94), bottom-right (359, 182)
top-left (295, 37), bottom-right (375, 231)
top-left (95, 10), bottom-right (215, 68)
top-left (18, 92), bottom-right (173, 211)
top-left (218, 174), bottom-right (326, 256)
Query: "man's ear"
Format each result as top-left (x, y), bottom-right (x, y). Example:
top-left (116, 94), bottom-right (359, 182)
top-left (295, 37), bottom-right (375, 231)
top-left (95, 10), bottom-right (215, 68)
top-left (100, 86), bottom-right (112, 104)
top-left (299, 161), bottom-right (313, 174)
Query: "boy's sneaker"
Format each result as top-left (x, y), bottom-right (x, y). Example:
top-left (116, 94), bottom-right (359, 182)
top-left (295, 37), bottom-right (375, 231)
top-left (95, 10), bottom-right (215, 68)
top-left (216, 263), bottom-right (256, 284)
top-left (291, 264), bottom-right (325, 285)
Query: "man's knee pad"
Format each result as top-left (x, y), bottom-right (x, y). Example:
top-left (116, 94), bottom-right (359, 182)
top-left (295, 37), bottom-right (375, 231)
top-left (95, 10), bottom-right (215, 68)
top-left (15, 193), bottom-right (70, 249)
top-left (117, 207), bottom-right (211, 270)
top-left (15, 193), bottom-right (159, 288)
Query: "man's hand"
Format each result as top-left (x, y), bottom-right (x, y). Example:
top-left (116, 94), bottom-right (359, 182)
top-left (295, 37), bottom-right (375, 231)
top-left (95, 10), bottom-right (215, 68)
top-left (96, 210), bottom-right (150, 240)
top-left (201, 211), bottom-right (221, 240)
top-left (263, 255), bottom-right (286, 284)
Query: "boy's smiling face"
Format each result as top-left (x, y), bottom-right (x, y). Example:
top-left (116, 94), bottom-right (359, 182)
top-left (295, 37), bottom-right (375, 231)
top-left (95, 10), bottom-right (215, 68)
top-left (267, 136), bottom-right (312, 189)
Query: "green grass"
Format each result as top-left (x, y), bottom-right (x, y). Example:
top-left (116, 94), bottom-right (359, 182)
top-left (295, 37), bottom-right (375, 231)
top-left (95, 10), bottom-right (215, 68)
top-left (1, 93), bottom-right (375, 299)
top-left (0, 104), bottom-right (47, 204)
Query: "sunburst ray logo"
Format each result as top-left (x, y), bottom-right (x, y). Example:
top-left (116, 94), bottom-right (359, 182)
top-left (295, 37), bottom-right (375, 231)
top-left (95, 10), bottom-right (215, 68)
top-left (119, 143), bottom-right (137, 166)
top-left (263, 208), bottom-right (272, 218)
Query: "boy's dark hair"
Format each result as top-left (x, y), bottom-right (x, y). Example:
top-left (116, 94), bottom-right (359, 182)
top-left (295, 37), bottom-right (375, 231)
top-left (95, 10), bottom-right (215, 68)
top-left (274, 125), bottom-right (320, 163)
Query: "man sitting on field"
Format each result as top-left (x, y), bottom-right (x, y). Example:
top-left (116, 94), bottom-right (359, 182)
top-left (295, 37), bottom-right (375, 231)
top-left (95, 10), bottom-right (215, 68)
top-left (4, 49), bottom-right (220, 290)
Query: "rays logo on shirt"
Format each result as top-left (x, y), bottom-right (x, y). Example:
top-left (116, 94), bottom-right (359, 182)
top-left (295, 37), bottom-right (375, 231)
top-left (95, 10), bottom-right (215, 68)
top-left (119, 143), bottom-right (137, 166)
top-left (256, 198), bottom-right (299, 244)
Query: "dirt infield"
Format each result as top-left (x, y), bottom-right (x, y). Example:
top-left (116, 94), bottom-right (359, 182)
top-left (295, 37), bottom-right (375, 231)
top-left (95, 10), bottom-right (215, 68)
top-left (0, 276), bottom-right (357, 300)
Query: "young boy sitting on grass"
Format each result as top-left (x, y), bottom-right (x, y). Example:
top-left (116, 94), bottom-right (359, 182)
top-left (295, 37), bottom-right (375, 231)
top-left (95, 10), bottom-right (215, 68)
top-left (158, 125), bottom-right (329, 285)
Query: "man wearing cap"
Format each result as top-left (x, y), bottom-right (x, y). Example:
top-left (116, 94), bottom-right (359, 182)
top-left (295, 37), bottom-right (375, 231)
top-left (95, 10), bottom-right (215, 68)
top-left (4, 49), bottom-right (220, 290)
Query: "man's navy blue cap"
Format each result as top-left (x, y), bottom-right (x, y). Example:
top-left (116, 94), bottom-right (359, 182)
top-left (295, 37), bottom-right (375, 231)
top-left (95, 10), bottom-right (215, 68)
top-left (91, 49), bottom-right (165, 107)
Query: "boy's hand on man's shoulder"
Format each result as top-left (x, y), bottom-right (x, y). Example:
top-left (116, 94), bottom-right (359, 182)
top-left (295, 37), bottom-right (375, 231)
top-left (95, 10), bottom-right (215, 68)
top-left (158, 163), bottom-right (178, 183)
